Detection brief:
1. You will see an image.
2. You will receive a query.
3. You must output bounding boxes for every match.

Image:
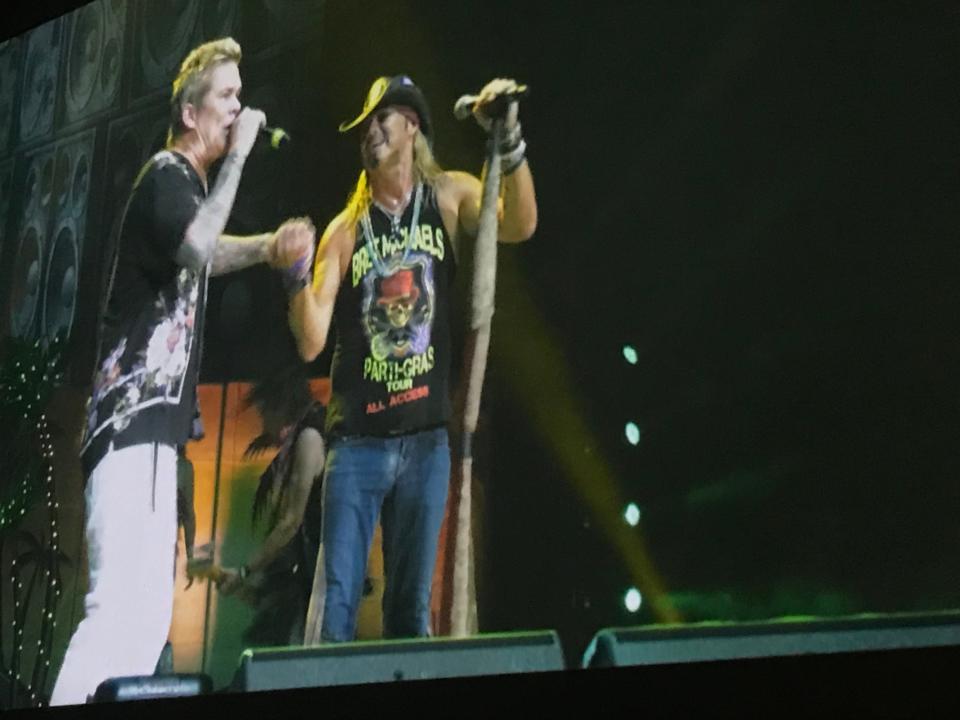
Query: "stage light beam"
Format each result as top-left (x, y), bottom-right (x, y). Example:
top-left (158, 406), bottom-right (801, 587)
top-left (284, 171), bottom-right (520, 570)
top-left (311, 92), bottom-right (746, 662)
top-left (489, 255), bottom-right (680, 623)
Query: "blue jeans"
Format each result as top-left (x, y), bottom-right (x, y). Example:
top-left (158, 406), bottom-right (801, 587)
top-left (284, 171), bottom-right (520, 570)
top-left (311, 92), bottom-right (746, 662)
top-left (319, 427), bottom-right (450, 641)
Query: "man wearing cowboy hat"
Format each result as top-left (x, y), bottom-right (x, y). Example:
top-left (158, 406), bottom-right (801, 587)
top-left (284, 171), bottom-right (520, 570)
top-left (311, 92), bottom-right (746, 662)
top-left (277, 74), bottom-right (537, 643)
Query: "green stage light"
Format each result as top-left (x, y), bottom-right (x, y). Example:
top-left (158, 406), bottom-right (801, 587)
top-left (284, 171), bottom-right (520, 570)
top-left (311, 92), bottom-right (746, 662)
top-left (622, 345), bottom-right (638, 365)
top-left (625, 422), bottom-right (641, 446)
top-left (624, 503), bottom-right (641, 527)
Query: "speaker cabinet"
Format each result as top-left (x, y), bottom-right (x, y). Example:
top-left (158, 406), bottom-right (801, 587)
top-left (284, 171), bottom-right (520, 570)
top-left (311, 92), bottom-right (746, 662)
top-left (133, 0), bottom-right (199, 99)
top-left (7, 129), bottom-right (95, 343)
top-left (239, 0), bottom-right (325, 59)
top-left (63, 0), bottom-right (127, 126)
top-left (0, 39), bottom-right (22, 157)
top-left (8, 144), bottom-right (54, 338)
top-left (235, 631), bottom-right (565, 692)
top-left (196, 0), bottom-right (240, 46)
top-left (0, 159), bottom-right (13, 266)
top-left (43, 130), bottom-right (94, 341)
top-left (131, 0), bottom-right (238, 102)
top-left (19, 19), bottom-right (63, 145)
top-left (582, 611), bottom-right (960, 668)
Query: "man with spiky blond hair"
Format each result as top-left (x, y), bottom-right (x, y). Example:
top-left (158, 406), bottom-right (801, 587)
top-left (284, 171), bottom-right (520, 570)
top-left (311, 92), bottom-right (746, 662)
top-left (50, 38), bottom-right (314, 705)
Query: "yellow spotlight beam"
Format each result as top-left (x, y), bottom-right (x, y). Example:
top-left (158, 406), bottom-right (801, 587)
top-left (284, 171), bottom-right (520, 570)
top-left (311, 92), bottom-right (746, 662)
top-left (490, 253), bottom-right (681, 623)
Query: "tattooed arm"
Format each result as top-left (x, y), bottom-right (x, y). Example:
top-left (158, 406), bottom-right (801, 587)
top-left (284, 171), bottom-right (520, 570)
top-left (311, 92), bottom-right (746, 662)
top-left (213, 217), bottom-right (315, 276)
top-left (174, 108), bottom-right (314, 276)
top-left (175, 108), bottom-right (263, 272)
top-left (210, 232), bottom-right (272, 276)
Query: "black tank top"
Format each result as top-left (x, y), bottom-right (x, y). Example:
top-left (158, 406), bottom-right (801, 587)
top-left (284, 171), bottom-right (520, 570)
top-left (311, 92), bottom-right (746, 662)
top-left (326, 183), bottom-right (456, 437)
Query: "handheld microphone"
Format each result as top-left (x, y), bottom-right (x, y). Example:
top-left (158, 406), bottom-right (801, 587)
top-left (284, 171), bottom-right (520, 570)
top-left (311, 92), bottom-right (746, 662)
top-left (454, 85), bottom-right (529, 120)
top-left (260, 125), bottom-right (290, 149)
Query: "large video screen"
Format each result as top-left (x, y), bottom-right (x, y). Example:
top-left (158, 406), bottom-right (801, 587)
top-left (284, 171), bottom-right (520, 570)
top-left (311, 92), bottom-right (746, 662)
top-left (0, 0), bottom-right (958, 711)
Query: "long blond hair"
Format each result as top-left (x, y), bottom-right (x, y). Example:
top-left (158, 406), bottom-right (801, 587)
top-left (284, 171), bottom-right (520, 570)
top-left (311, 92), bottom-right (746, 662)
top-left (345, 130), bottom-right (443, 227)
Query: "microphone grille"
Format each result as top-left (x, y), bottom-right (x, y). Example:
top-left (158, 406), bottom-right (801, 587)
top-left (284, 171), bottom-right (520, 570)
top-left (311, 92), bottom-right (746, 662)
top-left (270, 128), bottom-right (290, 148)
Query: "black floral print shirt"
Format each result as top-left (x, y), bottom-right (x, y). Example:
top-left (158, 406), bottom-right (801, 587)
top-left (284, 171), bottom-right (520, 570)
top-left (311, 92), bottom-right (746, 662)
top-left (80, 151), bottom-right (208, 477)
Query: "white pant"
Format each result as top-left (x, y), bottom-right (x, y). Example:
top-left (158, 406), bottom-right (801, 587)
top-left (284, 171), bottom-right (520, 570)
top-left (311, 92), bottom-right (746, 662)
top-left (50, 443), bottom-right (178, 706)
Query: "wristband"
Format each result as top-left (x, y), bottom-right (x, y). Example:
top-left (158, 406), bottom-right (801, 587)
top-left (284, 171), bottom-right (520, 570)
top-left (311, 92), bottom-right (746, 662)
top-left (501, 139), bottom-right (527, 176)
top-left (283, 273), bottom-right (310, 296)
top-left (486, 122), bottom-right (523, 155)
top-left (282, 252), bottom-right (312, 295)
top-left (499, 121), bottom-right (523, 154)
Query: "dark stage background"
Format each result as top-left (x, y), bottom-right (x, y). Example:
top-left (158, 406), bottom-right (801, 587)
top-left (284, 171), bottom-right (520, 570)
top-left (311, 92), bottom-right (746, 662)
top-left (1, 0), bottom-right (959, 701)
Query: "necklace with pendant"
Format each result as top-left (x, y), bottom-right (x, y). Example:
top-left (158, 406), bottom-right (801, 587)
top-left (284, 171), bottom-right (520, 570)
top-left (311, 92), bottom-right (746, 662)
top-left (361, 182), bottom-right (423, 276)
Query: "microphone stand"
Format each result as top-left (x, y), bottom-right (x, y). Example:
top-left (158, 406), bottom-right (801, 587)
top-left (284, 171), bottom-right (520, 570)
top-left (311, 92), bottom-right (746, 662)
top-left (447, 111), bottom-right (508, 638)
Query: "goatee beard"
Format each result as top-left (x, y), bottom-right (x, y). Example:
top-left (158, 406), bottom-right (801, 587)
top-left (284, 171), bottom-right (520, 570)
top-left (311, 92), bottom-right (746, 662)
top-left (363, 152), bottom-right (380, 171)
